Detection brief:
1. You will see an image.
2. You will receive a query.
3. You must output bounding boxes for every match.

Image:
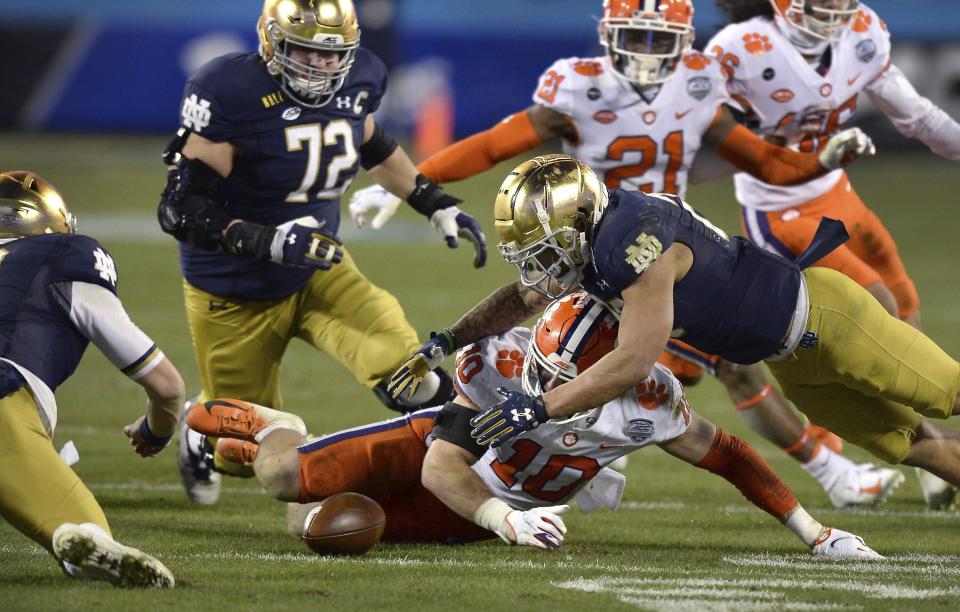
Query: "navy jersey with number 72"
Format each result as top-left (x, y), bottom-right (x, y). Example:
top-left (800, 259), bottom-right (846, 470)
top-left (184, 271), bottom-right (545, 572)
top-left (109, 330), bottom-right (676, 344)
top-left (176, 49), bottom-right (388, 300)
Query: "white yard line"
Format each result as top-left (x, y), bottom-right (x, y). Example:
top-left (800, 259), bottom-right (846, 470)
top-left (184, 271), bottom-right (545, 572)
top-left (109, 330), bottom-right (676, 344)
top-left (723, 553), bottom-right (960, 577)
top-left (619, 500), bottom-right (960, 520)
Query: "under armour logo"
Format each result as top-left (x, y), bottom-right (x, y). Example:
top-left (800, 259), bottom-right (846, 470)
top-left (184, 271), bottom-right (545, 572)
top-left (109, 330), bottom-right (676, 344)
top-left (181, 93), bottom-right (211, 132)
top-left (511, 408), bottom-right (534, 422)
top-left (92, 247), bottom-right (117, 286)
top-left (335, 96), bottom-right (352, 109)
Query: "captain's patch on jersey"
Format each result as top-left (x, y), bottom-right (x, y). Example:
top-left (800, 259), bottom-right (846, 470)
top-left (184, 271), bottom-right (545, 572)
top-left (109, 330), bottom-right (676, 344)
top-left (624, 232), bottom-right (663, 274)
top-left (181, 94), bottom-right (212, 132)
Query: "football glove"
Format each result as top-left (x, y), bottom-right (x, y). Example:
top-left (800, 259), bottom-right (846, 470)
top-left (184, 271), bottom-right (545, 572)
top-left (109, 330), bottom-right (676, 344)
top-left (387, 331), bottom-right (454, 399)
top-left (818, 127), bottom-right (876, 170)
top-left (430, 206), bottom-right (488, 269)
top-left (470, 387), bottom-right (549, 448)
top-left (810, 527), bottom-right (883, 560)
top-left (504, 506), bottom-right (569, 549)
top-left (348, 185), bottom-right (402, 229)
top-left (269, 216), bottom-right (343, 270)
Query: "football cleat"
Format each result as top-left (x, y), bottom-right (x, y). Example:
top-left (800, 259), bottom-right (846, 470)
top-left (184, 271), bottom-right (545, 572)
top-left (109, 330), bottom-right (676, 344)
top-left (915, 468), bottom-right (958, 510)
top-left (827, 463), bottom-right (904, 508)
top-left (178, 397), bottom-right (221, 506)
top-left (810, 527), bottom-right (882, 560)
top-left (215, 438), bottom-right (259, 468)
top-left (186, 398), bottom-right (307, 442)
top-left (53, 523), bottom-right (174, 587)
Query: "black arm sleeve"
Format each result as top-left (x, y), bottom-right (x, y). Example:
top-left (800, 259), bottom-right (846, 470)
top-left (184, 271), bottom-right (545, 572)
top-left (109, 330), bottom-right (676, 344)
top-left (431, 402), bottom-right (485, 459)
top-left (359, 121), bottom-right (399, 170)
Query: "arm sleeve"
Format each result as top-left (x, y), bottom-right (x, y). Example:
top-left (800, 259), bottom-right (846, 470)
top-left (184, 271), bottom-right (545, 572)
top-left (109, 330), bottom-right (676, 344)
top-left (417, 111), bottom-right (543, 183)
top-left (866, 63), bottom-right (960, 161)
top-left (713, 123), bottom-right (826, 185)
top-left (62, 281), bottom-right (165, 380)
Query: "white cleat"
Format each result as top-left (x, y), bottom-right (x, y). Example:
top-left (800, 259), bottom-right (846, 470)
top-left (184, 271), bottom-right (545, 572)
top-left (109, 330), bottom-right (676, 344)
top-left (827, 464), bottom-right (904, 508)
top-left (811, 527), bottom-right (882, 560)
top-left (177, 396), bottom-right (221, 506)
top-left (915, 468), bottom-right (958, 510)
top-left (53, 523), bottom-right (174, 587)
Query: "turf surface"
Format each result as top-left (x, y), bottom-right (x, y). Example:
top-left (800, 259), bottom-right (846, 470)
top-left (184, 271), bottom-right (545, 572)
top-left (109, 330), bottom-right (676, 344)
top-left (0, 135), bottom-right (958, 610)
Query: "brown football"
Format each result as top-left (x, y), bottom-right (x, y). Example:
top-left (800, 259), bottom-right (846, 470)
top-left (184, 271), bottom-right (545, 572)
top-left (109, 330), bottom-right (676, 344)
top-left (302, 492), bottom-right (386, 555)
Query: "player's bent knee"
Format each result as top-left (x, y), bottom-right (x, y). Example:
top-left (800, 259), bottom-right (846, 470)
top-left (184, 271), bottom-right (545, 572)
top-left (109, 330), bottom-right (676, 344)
top-left (716, 361), bottom-right (768, 394)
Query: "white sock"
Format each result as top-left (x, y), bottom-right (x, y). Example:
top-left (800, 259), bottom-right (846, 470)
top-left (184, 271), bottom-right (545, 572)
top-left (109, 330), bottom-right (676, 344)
top-left (801, 445), bottom-right (856, 492)
top-left (783, 505), bottom-right (825, 547)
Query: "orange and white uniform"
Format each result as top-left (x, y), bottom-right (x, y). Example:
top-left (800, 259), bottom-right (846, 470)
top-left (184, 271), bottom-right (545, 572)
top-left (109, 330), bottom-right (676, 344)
top-left (707, 4), bottom-right (960, 318)
top-left (533, 53), bottom-right (734, 198)
top-left (458, 328), bottom-right (688, 511)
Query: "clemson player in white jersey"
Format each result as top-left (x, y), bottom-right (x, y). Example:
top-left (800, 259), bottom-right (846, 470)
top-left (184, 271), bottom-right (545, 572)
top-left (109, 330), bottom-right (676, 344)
top-left (185, 293), bottom-right (879, 557)
top-left (352, 0), bottom-right (898, 509)
top-left (707, 0), bottom-right (960, 507)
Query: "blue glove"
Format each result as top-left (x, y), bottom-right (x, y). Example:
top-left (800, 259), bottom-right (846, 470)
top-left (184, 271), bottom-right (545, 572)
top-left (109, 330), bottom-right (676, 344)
top-left (387, 330), bottom-right (455, 399)
top-left (430, 206), bottom-right (488, 269)
top-left (470, 387), bottom-right (549, 448)
top-left (270, 216), bottom-right (343, 270)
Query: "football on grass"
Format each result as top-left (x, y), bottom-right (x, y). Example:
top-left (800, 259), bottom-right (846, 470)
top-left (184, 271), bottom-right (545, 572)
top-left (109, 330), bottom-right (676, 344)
top-left (302, 492), bottom-right (386, 555)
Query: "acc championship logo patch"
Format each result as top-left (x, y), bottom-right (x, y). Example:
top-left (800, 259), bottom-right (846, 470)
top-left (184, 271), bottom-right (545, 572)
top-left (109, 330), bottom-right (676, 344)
top-left (686, 76), bottom-right (711, 101)
top-left (624, 418), bottom-right (655, 443)
top-left (856, 39), bottom-right (877, 63)
top-left (624, 232), bottom-right (663, 274)
top-left (181, 93), bottom-right (211, 132)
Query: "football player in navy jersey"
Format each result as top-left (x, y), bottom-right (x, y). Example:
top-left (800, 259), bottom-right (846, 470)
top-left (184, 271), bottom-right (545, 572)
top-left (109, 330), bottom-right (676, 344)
top-left (391, 154), bottom-right (960, 491)
top-left (158, 0), bottom-right (486, 504)
top-left (0, 172), bottom-right (183, 587)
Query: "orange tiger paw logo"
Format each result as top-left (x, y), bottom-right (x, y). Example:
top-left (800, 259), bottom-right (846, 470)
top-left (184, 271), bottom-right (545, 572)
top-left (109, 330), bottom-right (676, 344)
top-left (682, 53), bottom-right (711, 70)
top-left (573, 60), bottom-right (603, 76)
top-left (496, 349), bottom-right (524, 378)
top-left (636, 379), bottom-right (669, 410)
top-left (851, 9), bottom-right (872, 33)
top-left (743, 33), bottom-right (772, 56)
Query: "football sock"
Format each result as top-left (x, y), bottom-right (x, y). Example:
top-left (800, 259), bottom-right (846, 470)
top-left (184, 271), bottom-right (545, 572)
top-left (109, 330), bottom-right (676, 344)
top-left (801, 444), bottom-right (856, 492)
top-left (783, 506), bottom-right (825, 547)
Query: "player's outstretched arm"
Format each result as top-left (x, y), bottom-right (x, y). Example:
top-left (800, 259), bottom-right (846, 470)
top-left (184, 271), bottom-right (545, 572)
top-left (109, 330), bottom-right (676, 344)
top-left (388, 280), bottom-right (549, 399)
top-left (417, 105), bottom-right (572, 184)
top-left (660, 413), bottom-right (881, 559)
top-left (361, 116), bottom-right (487, 268)
top-left (866, 64), bottom-right (960, 161)
top-left (123, 357), bottom-right (185, 457)
top-left (704, 105), bottom-right (874, 185)
top-left (423, 403), bottom-right (568, 550)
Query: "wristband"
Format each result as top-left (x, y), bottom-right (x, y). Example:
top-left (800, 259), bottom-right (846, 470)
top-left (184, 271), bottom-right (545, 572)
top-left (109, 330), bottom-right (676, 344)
top-left (430, 328), bottom-right (456, 353)
top-left (138, 416), bottom-right (173, 447)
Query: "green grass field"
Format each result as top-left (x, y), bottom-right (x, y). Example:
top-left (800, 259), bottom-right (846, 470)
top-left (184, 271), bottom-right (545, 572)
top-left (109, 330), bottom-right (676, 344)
top-left (1, 135), bottom-right (959, 611)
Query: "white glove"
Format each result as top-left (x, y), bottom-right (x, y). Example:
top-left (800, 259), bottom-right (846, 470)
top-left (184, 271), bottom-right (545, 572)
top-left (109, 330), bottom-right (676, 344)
top-left (348, 185), bottom-right (402, 229)
top-left (810, 527), bottom-right (883, 560)
top-left (474, 498), bottom-right (569, 549)
top-left (818, 127), bottom-right (876, 170)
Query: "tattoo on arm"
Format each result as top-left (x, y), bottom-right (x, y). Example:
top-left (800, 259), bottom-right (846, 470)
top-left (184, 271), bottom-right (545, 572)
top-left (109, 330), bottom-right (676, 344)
top-left (449, 281), bottom-right (549, 349)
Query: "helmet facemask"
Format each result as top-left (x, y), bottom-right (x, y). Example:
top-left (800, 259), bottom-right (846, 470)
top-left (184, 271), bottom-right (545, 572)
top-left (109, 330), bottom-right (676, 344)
top-left (264, 20), bottom-right (359, 108)
top-left (775, 0), bottom-right (858, 43)
top-left (601, 20), bottom-right (692, 86)
top-left (500, 223), bottom-right (589, 300)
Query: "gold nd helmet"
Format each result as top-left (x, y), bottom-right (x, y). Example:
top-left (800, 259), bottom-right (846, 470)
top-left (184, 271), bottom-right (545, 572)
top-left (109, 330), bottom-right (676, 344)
top-left (494, 155), bottom-right (608, 299)
top-left (257, 0), bottom-right (360, 108)
top-left (0, 171), bottom-right (76, 238)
